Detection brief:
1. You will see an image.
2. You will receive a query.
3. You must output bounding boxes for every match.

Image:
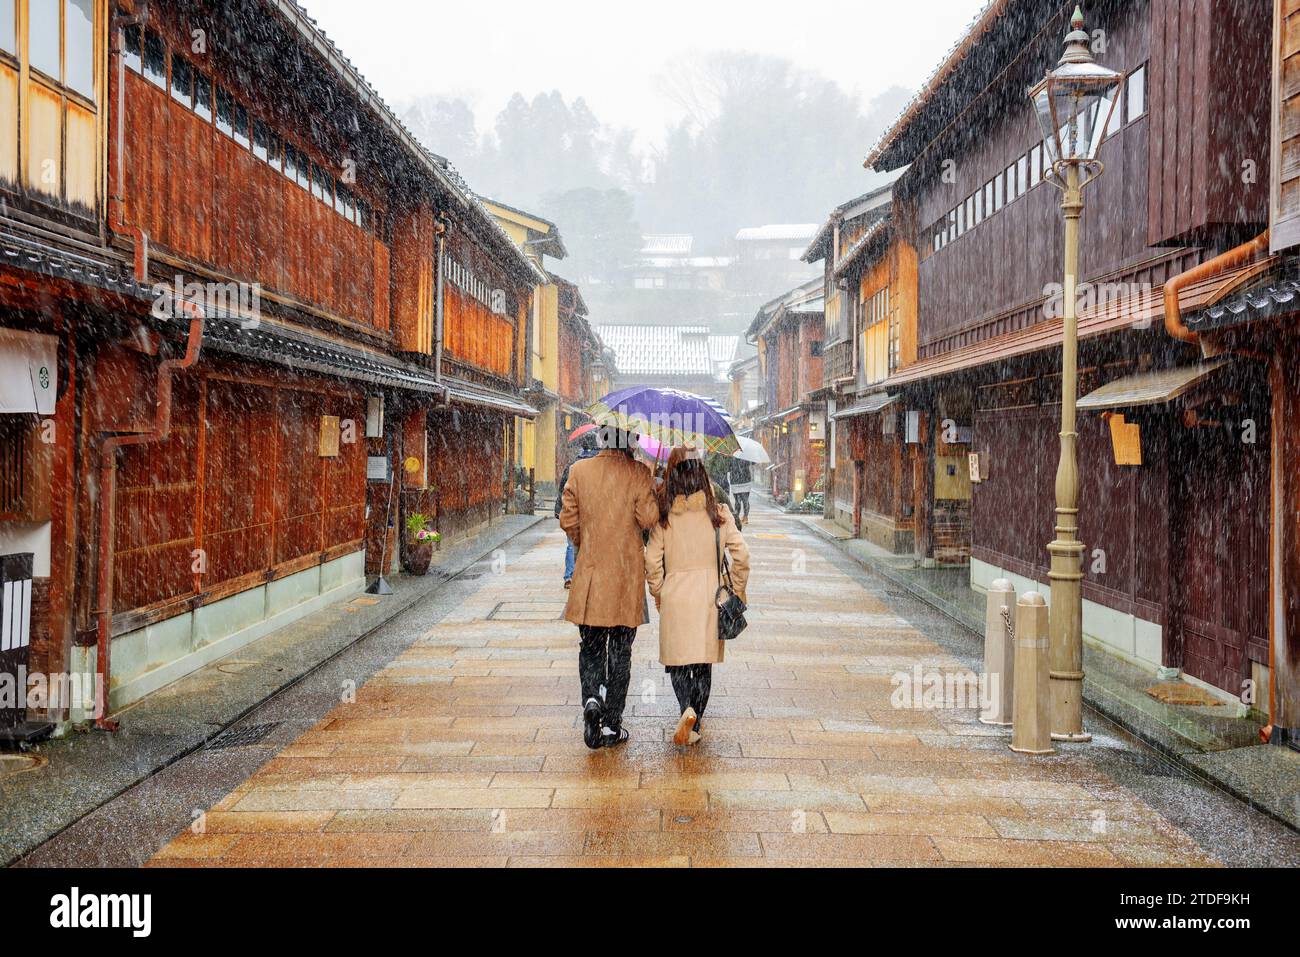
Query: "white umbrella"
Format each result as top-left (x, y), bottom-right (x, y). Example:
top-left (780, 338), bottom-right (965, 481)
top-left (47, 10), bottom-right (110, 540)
top-left (733, 435), bottom-right (770, 464)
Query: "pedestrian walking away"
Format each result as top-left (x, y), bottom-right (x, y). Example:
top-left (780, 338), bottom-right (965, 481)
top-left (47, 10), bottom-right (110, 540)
top-left (646, 446), bottom-right (750, 746)
top-left (559, 428), bottom-right (660, 748)
top-left (555, 433), bottom-right (599, 589)
top-left (728, 457), bottom-right (753, 527)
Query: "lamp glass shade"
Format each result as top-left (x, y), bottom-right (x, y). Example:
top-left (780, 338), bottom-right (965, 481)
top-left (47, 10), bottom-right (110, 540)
top-left (1029, 61), bottom-right (1122, 165)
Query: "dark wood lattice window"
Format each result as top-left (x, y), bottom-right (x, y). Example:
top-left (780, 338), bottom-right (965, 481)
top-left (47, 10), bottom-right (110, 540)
top-left (0, 415), bottom-right (27, 516)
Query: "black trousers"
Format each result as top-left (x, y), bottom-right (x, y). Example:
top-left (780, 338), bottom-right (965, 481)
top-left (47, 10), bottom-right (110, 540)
top-left (578, 625), bottom-right (636, 731)
top-left (733, 492), bottom-right (750, 521)
top-left (666, 664), bottom-right (712, 731)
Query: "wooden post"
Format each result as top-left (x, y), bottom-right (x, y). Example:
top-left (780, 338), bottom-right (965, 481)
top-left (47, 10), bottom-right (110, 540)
top-left (1011, 591), bottom-right (1055, 755)
top-left (913, 412), bottom-right (933, 563)
top-left (980, 579), bottom-right (1016, 726)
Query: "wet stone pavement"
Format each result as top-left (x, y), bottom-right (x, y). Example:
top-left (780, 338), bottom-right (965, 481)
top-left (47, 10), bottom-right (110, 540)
top-left (26, 499), bottom-right (1300, 867)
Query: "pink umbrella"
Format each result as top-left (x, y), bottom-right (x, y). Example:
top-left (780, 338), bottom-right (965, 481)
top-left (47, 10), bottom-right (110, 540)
top-left (635, 432), bottom-right (666, 462)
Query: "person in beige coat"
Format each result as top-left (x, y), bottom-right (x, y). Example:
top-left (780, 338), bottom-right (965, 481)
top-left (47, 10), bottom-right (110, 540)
top-left (645, 447), bottom-right (750, 746)
top-left (559, 429), bottom-right (659, 749)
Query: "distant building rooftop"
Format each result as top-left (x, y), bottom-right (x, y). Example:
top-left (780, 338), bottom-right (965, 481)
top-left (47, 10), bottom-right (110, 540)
top-left (596, 325), bottom-right (739, 380)
top-left (641, 234), bottom-right (695, 256)
top-left (734, 224), bottom-right (820, 243)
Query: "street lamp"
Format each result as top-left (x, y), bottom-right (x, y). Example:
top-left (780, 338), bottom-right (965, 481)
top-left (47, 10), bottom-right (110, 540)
top-left (1027, 6), bottom-right (1121, 744)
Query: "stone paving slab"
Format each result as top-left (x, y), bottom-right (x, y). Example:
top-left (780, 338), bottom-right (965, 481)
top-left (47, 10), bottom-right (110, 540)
top-left (136, 501), bottom-right (1299, 867)
top-left (794, 510), bottom-right (1300, 834)
top-left (1, 514), bottom-right (541, 866)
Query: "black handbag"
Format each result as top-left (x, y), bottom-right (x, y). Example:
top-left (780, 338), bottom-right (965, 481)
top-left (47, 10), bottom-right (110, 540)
top-left (714, 526), bottom-right (748, 641)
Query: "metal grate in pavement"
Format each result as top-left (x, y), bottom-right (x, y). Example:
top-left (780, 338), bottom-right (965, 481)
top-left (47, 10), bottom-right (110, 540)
top-left (206, 722), bottom-right (281, 750)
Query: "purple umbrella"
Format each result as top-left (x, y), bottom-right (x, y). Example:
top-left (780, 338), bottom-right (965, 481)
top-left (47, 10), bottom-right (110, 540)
top-left (588, 386), bottom-right (739, 455)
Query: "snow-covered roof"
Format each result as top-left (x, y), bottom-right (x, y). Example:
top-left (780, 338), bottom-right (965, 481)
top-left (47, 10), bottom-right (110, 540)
top-left (803, 179), bottom-right (897, 264)
top-left (638, 256), bottom-right (735, 270)
top-left (734, 224), bottom-right (820, 243)
top-left (596, 325), bottom-right (739, 379)
top-left (641, 234), bottom-right (694, 256)
top-left (708, 335), bottom-right (741, 381)
top-left (788, 296), bottom-right (826, 315)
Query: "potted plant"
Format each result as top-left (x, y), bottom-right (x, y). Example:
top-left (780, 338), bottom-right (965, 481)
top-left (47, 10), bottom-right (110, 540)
top-left (402, 512), bottom-right (441, 576)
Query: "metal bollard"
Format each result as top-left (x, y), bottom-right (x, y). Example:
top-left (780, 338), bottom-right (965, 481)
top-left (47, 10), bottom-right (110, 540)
top-left (1010, 591), bottom-right (1055, 755)
top-left (979, 578), bottom-right (1016, 726)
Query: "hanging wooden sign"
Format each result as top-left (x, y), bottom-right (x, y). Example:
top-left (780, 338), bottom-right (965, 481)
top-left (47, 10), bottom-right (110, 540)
top-left (1107, 412), bottom-right (1142, 466)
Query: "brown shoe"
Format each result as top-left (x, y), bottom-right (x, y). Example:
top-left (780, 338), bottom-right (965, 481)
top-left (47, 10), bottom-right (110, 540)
top-left (564, 579), bottom-right (571, 590)
top-left (673, 708), bottom-right (697, 747)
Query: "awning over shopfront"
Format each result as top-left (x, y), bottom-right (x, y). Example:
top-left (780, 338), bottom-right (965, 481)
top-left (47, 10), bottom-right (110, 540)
top-left (832, 392), bottom-right (896, 419)
top-left (1077, 360), bottom-right (1230, 411)
top-left (445, 378), bottom-right (539, 418)
top-left (202, 318), bottom-right (447, 396)
top-left (0, 328), bottom-right (57, 414)
top-left (883, 260), bottom-right (1271, 388)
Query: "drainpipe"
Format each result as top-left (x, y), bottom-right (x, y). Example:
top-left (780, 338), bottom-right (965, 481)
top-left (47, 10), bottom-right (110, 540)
top-left (434, 217), bottom-right (449, 406)
top-left (1162, 231), bottom-right (1283, 739)
top-left (94, 309), bottom-right (204, 730)
top-left (1163, 231), bottom-right (1270, 345)
top-left (110, 1), bottom-right (150, 282)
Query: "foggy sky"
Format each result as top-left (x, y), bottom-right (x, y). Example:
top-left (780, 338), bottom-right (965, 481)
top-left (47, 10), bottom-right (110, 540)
top-left (300, 0), bottom-right (991, 147)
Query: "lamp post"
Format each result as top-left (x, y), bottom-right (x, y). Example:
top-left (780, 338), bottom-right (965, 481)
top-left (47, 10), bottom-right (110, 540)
top-left (1027, 6), bottom-right (1121, 743)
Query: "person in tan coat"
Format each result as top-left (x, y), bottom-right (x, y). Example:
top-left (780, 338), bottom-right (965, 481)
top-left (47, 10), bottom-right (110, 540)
top-left (559, 428), bottom-right (659, 749)
top-left (645, 447), bottom-right (750, 746)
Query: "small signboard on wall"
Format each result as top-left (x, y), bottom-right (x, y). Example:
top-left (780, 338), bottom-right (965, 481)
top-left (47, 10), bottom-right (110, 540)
top-left (1107, 412), bottom-right (1142, 466)
top-left (319, 416), bottom-right (341, 457)
top-left (366, 455), bottom-right (391, 481)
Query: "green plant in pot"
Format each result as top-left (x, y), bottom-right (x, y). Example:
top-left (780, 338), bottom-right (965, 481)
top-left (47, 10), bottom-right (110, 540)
top-left (402, 512), bottom-right (441, 575)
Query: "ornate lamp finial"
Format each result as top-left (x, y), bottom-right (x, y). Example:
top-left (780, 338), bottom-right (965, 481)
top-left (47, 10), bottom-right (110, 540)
top-left (1060, 6), bottom-right (1094, 65)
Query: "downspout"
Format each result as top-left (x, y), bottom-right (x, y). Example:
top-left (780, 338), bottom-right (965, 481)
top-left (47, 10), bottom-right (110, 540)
top-left (434, 217), bottom-right (449, 407)
top-left (111, 1), bottom-right (150, 282)
top-left (94, 310), bottom-right (203, 730)
top-left (1162, 231), bottom-right (1270, 345)
top-left (1161, 230), bottom-right (1282, 739)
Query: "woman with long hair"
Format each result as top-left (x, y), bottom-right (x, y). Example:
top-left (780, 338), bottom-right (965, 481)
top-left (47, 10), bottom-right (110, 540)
top-left (645, 447), bottom-right (750, 746)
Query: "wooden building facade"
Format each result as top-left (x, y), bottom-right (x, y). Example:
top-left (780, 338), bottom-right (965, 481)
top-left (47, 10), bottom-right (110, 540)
top-left (748, 278), bottom-right (826, 504)
top-left (863, 0), bottom-right (1275, 703)
top-left (804, 187), bottom-right (922, 550)
top-left (0, 0), bottom-right (538, 726)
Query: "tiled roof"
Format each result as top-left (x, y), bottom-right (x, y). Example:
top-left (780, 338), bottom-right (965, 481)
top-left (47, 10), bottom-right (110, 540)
top-left (832, 218), bottom-right (893, 279)
top-left (1186, 271), bottom-right (1300, 334)
top-left (746, 277), bottom-right (827, 338)
top-left (885, 261), bottom-right (1270, 388)
top-left (595, 325), bottom-right (718, 378)
top-left (864, 0), bottom-right (1006, 170)
top-left (802, 179), bottom-right (897, 263)
top-left (708, 335), bottom-right (741, 381)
